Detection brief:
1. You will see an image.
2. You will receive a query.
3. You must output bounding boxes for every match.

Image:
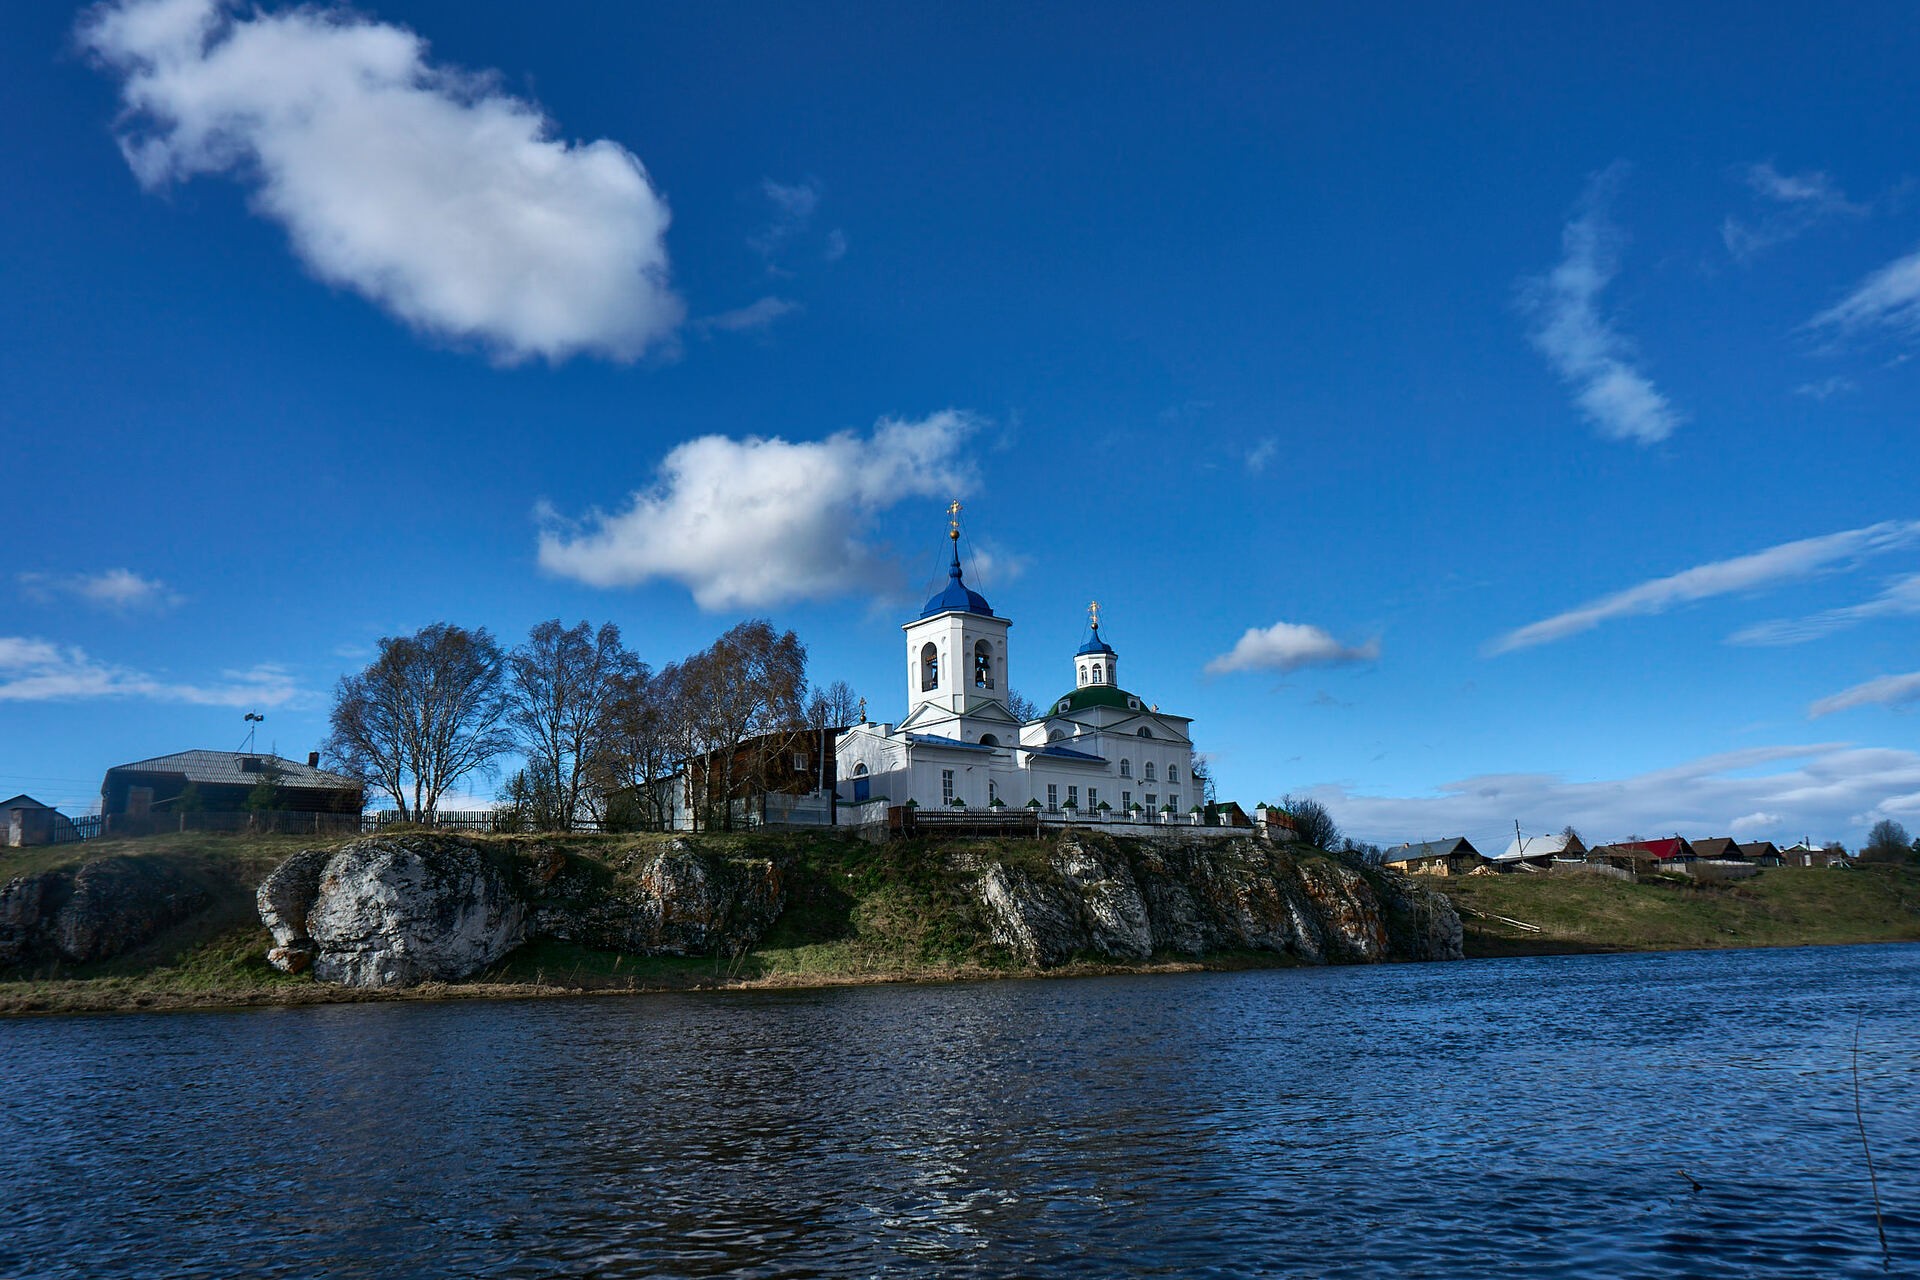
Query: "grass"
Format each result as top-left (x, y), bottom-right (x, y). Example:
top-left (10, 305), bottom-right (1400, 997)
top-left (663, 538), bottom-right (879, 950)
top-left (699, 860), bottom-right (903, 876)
top-left (1442, 864), bottom-right (1920, 956)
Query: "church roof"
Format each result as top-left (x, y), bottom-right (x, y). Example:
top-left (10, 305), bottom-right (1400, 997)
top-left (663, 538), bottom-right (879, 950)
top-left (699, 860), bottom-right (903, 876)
top-left (1075, 628), bottom-right (1116, 657)
top-left (917, 543), bottom-right (994, 619)
top-left (1050, 685), bottom-right (1141, 713)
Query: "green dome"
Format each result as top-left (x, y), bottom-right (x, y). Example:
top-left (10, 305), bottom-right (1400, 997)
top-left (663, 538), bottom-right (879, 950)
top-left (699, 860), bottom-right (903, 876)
top-left (1049, 685), bottom-right (1141, 713)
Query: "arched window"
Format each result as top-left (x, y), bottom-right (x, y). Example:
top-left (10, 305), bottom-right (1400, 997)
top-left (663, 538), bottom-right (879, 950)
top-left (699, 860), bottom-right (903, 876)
top-left (979, 733), bottom-right (999, 747)
top-left (1092, 663), bottom-right (1103, 683)
top-left (1167, 765), bottom-right (1179, 784)
top-left (920, 642), bottom-right (938, 691)
top-left (1143, 762), bottom-right (1156, 781)
top-left (1048, 729), bottom-right (1066, 742)
top-left (1137, 727), bottom-right (1153, 738)
top-left (974, 639), bottom-right (994, 689)
top-left (1120, 759), bottom-right (1132, 778)
top-left (1078, 663), bottom-right (1088, 684)
top-left (853, 763), bottom-right (868, 776)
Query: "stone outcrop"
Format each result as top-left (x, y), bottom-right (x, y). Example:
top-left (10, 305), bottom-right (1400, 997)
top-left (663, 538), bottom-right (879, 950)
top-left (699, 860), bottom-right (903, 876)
top-left (258, 835), bottom-right (784, 988)
top-left (972, 833), bottom-right (1461, 968)
top-left (0, 856), bottom-right (208, 966)
top-left (259, 837), bottom-right (528, 987)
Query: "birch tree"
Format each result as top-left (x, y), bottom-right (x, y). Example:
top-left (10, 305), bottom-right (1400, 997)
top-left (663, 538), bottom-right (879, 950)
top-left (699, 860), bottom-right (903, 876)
top-left (324, 623), bottom-right (511, 819)
top-left (507, 619), bottom-right (641, 831)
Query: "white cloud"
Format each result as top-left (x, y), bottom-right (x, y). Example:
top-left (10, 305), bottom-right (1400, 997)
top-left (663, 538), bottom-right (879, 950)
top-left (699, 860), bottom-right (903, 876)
top-left (1809, 671), bottom-right (1920, 719)
top-left (1245, 438), bottom-right (1278, 473)
top-left (1206, 622), bottom-right (1379, 676)
top-left (1793, 375), bottom-right (1857, 400)
top-left (750, 177), bottom-right (827, 268)
top-left (694, 296), bottom-right (800, 335)
top-left (1490, 519), bottom-right (1920, 653)
top-left (1722, 162), bottom-right (1862, 263)
top-left (0, 636), bottom-right (301, 706)
top-left (537, 411), bottom-right (979, 609)
top-left (19, 568), bottom-right (181, 612)
top-left (1811, 246), bottom-right (1920, 342)
top-left (1520, 164), bottom-right (1683, 445)
top-left (82, 0), bottom-right (680, 364)
top-left (1730, 571), bottom-right (1920, 646)
top-left (1300, 743), bottom-right (1920, 852)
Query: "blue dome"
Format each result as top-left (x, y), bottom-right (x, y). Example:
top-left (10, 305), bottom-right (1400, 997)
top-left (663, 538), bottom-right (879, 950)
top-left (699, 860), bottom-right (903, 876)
top-left (1076, 625), bottom-right (1116, 656)
top-left (919, 546), bottom-right (994, 619)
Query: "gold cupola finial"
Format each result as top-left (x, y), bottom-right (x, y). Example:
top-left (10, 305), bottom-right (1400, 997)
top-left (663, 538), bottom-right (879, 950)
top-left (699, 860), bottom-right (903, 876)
top-left (947, 498), bottom-right (963, 541)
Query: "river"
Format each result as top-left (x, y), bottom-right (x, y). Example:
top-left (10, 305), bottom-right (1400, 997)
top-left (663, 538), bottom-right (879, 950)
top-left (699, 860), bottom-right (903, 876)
top-left (3, 944), bottom-right (1917, 1278)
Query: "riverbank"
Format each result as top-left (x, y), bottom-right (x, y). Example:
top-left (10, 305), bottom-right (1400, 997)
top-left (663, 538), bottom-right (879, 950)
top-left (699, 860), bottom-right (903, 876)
top-left (5, 832), bottom-right (1917, 1015)
top-left (0, 829), bottom-right (1381, 1015)
top-left (1444, 862), bottom-right (1920, 955)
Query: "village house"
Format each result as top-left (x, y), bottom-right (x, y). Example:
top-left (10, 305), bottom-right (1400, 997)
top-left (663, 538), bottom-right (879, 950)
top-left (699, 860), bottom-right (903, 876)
top-left (657, 725), bottom-right (844, 830)
top-left (1491, 830), bottom-right (1586, 872)
top-left (1382, 837), bottom-right (1486, 876)
top-left (1592, 837), bottom-right (1694, 869)
top-left (1737, 840), bottom-right (1783, 865)
top-left (1688, 837), bottom-right (1744, 863)
top-left (2, 794), bottom-right (80, 848)
top-left (99, 750), bottom-right (363, 835)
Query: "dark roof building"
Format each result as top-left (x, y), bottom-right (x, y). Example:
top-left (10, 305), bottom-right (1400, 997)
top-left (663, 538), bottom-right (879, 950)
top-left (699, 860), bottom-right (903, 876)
top-left (1383, 837), bottom-right (1486, 876)
top-left (1690, 837), bottom-right (1743, 862)
top-left (1737, 840), bottom-right (1783, 864)
top-left (3, 794), bottom-right (79, 847)
top-left (101, 750), bottom-right (363, 817)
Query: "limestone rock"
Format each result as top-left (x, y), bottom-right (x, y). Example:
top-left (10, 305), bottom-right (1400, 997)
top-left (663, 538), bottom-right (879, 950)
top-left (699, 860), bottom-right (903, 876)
top-left (971, 833), bottom-right (1463, 968)
top-left (258, 837), bottom-right (528, 988)
top-left (0, 856), bottom-right (206, 966)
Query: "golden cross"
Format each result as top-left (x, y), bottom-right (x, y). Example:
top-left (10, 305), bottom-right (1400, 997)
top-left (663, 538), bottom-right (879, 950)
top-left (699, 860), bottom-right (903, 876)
top-left (1089, 599), bottom-right (1100, 628)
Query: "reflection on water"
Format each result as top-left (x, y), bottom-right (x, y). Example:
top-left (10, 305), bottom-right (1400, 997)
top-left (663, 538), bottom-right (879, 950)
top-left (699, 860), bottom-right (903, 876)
top-left (3, 945), bottom-right (1918, 1277)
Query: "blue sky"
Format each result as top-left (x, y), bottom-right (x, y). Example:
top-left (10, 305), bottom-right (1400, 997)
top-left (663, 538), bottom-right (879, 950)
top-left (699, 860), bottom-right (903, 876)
top-left (4, 0), bottom-right (1919, 850)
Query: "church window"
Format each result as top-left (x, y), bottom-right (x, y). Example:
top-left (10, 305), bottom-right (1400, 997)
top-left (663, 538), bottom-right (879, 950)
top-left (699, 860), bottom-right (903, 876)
top-left (921, 642), bottom-right (939, 691)
top-left (1137, 727), bottom-right (1153, 738)
top-left (1078, 663), bottom-right (1087, 684)
top-left (1122, 789), bottom-right (1132, 811)
top-left (1169, 792), bottom-right (1180, 811)
top-left (1059, 700), bottom-right (1071, 713)
top-left (941, 770), bottom-right (955, 804)
top-left (1092, 663), bottom-right (1103, 683)
top-left (988, 780), bottom-right (998, 804)
top-left (979, 733), bottom-right (999, 747)
top-left (1146, 793), bottom-right (1157, 812)
top-left (853, 763), bottom-right (868, 776)
top-left (1067, 785), bottom-right (1078, 808)
top-left (1120, 759), bottom-right (1131, 778)
top-left (975, 640), bottom-right (994, 689)
top-left (1088, 787), bottom-right (1098, 809)
top-left (1046, 784), bottom-right (1058, 813)
top-left (1048, 729), bottom-right (1066, 742)
top-left (1168, 765), bottom-right (1179, 784)
top-left (1143, 762), bottom-right (1156, 782)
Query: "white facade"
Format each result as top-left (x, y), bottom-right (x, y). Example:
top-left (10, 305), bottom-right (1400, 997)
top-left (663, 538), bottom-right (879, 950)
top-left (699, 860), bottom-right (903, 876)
top-left (836, 534), bottom-right (1199, 819)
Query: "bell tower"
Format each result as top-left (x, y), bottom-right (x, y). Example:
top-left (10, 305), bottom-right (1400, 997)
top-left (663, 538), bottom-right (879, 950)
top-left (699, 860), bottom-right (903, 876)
top-left (902, 502), bottom-right (1012, 729)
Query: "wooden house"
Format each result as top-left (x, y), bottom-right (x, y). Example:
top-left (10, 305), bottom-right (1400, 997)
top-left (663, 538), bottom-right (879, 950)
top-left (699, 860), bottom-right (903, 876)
top-left (1737, 840), bottom-right (1783, 865)
top-left (1492, 830), bottom-right (1587, 871)
top-left (1383, 837), bottom-right (1486, 876)
top-left (100, 751), bottom-right (363, 821)
top-left (3, 794), bottom-right (79, 847)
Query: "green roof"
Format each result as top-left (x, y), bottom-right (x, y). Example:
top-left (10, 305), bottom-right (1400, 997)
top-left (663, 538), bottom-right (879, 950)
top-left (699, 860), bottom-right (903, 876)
top-left (1049, 685), bottom-right (1141, 713)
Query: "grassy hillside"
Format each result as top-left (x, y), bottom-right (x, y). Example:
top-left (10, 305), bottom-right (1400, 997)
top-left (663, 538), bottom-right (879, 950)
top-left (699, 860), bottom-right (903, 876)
top-left (8, 834), bottom-right (1920, 1014)
top-left (0, 830), bottom-right (1182, 1014)
top-left (1443, 865), bottom-right (1920, 956)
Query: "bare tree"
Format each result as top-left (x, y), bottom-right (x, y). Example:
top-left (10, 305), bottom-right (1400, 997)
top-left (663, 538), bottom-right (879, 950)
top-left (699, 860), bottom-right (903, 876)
top-left (1191, 751), bottom-right (1218, 806)
top-left (588, 661), bottom-right (684, 831)
top-left (325, 623), bottom-right (511, 819)
top-left (1280, 793), bottom-right (1340, 850)
top-left (507, 620), bottom-right (641, 831)
top-left (1004, 687), bottom-right (1038, 723)
top-left (805, 679), bottom-right (862, 730)
top-left (1862, 819), bottom-right (1912, 863)
top-left (680, 619), bottom-right (808, 830)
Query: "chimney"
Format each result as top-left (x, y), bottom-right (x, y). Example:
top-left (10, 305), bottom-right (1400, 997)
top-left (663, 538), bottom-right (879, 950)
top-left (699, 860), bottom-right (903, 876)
top-left (307, 751), bottom-right (320, 768)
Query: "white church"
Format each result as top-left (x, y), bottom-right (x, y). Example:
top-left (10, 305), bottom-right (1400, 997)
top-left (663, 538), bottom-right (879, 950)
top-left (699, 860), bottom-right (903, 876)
top-left (836, 513), bottom-right (1201, 820)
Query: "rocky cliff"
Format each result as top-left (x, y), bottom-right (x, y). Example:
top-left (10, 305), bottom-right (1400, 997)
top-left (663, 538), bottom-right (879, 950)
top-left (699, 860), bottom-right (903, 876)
top-left (257, 835), bottom-right (783, 987)
top-left (0, 855), bottom-right (209, 966)
top-left (967, 832), bottom-right (1462, 967)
